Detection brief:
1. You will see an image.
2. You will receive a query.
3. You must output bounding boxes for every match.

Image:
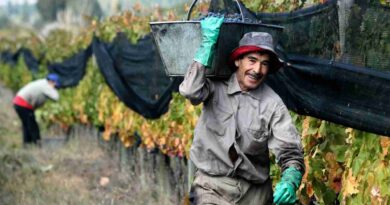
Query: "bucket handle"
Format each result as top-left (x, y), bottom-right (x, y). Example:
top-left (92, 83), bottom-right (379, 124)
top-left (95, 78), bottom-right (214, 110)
top-left (186, 0), bottom-right (244, 21)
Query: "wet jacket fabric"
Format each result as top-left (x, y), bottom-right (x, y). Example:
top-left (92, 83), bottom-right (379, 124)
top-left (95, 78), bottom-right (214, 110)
top-left (180, 61), bottom-right (305, 184)
top-left (14, 79), bottom-right (59, 109)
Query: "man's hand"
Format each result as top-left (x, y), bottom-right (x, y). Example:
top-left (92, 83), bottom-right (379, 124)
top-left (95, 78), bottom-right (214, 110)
top-left (194, 16), bottom-right (224, 68)
top-left (273, 167), bottom-right (302, 205)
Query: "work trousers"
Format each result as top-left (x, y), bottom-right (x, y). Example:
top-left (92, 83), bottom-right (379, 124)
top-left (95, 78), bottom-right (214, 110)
top-left (191, 170), bottom-right (273, 205)
top-left (14, 105), bottom-right (40, 145)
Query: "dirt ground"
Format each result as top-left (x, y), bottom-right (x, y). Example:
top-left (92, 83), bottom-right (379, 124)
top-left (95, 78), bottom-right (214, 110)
top-left (0, 82), bottom-right (174, 205)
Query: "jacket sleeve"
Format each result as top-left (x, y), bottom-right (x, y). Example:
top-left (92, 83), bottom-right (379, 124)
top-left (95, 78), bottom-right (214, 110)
top-left (43, 86), bottom-right (59, 101)
top-left (268, 102), bottom-right (305, 174)
top-left (179, 61), bottom-right (214, 105)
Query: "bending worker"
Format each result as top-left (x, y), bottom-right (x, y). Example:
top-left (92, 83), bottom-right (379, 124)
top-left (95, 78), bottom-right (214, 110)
top-left (180, 17), bottom-right (305, 205)
top-left (13, 73), bottom-right (60, 146)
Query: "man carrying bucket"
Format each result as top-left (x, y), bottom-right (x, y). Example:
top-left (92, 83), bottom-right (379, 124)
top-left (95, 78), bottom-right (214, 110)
top-left (180, 17), bottom-right (305, 205)
top-left (13, 73), bottom-right (60, 146)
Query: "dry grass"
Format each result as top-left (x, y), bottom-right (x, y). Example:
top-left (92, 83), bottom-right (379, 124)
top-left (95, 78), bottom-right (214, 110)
top-left (0, 83), bottom-right (21, 148)
top-left (0, 129), bottom-right (175, 205)
top-left (0, 130), bottom-right (177, 205)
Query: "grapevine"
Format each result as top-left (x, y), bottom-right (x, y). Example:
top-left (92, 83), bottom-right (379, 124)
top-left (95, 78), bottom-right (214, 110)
top-left (0, 1), bottom-right (389, 204)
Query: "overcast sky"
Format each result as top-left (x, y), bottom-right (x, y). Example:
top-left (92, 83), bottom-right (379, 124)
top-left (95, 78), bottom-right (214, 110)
top-left (0, 0), bottom-right (37, 6)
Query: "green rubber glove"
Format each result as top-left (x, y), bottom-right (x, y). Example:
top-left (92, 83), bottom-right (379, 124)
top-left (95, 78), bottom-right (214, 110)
top-left (194, 16), bottom-right (224, 67)
top-left (273, 167), bottom-right (303, 205)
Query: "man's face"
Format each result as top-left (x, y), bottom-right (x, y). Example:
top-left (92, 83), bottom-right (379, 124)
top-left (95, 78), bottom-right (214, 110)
top-left (235, 52), bottom-right (270, 91)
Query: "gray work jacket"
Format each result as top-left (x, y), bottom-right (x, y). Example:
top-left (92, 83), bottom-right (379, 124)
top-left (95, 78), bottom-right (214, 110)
top-left (179, 61), bottom-right (305, 184)
top-left (16, 79), bottom-right (59, 109)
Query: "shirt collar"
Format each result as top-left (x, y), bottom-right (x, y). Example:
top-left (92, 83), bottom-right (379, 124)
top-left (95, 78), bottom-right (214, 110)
top-left (227, 72), bottom-right (241, 95)
top-left (227, 72), bottom-right (263, 100)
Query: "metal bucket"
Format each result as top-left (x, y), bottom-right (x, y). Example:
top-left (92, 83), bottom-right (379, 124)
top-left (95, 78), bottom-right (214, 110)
top-left (150, 0), bottom-right (283, 78)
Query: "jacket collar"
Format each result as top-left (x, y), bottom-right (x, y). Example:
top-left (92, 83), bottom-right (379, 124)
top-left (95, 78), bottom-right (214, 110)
top-left (227, 72), bottom-right (241, 95)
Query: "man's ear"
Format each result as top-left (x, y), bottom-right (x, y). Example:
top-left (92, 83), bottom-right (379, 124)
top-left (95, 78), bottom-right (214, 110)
top-left (234, 59), bottom-right (240, 68)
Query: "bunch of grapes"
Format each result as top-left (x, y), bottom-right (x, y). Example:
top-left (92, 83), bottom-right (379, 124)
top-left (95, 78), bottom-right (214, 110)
top-left (196, 12), bottom-right (262, 24)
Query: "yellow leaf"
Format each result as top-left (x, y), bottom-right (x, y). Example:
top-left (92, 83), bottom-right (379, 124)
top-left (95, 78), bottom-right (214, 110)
top-left (102, 128), bottom-right (111, 141)
top-left (342, 170), bottom-right (360, 197)
top-left (80, 113), bottom-right (88, 124)
top-left (160, 137), bottom-right (166, 145)
top-left (380, 137), bottom-right (390, 158)
top-left (123, 139), bottom-right (131, 148)
top-left (98, 109), bottom-right (104, 122)
top-left (367, 173), bottom-right (375, 186)
top-left (302, 116), bottom-right (310, 138)
top-left (275, 0), bottom-right (284, 5)
top-left (345, 128), bottom-right (354, 143)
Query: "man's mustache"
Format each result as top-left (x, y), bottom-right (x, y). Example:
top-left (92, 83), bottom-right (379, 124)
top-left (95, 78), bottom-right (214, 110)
top-left (247, 72), bottom-right (263, 80)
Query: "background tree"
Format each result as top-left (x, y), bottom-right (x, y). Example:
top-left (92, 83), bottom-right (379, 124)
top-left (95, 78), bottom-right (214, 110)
top-left (36, 0), bottom-right (66, 22)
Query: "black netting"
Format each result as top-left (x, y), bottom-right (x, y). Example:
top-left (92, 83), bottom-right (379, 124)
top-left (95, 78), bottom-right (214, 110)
top-left (48, 45), bottom-right (92, 88)
top-left (1, 48), bottom-right (41, 73)
top-left (0, 50), bottom-right (20, 66)
top-left (183, 0), bottom-right (390, 135)
top-left (19, 48), bottom-right (40, 73)
top-left (343, 1), bottom-right (389, 71)
top-left (208, 0), bottom-right (389, 70)
top-left (92, 33), bottom-right (181, 119)
top-left (255, 0), bottom-right (339, 60)
top-left (266, 54), bottom-right (390, 136)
